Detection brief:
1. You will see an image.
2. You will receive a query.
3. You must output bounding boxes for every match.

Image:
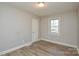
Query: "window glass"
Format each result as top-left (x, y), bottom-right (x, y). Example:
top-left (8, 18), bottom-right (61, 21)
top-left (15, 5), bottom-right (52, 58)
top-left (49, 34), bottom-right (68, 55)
top-left (51, 20), bottom-right (59, 33)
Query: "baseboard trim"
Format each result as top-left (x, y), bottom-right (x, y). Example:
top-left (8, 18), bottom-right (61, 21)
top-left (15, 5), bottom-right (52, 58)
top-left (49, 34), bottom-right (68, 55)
top-left (40, 38), bottom-right (77, 48)
top-left (77, 48), bottom-right (79, 54)
top-left (0, 42), bottom-right (32, 56)
top-left (31, 39), bottom-right (41, 43)
top-left (0, 39), bottom-right (40, 56)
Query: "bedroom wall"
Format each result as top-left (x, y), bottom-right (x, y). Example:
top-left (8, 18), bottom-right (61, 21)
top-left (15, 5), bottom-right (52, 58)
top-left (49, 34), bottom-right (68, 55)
top-left (40, 10), bottom-right (77, 47)
top-left (0, 3), bottom-right (39, 52)
top-left (77, 8), bottom-right (79, 49)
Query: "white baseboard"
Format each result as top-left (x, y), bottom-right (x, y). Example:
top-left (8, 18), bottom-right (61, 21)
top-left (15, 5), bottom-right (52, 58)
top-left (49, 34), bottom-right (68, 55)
top-left (0, 42), bottom-right (32, 56)
top-left (31, 39), bottom-right (41, 43)
top-left (40, 38), bottom-right (77, 48)
top-left (77, 48), bottom-right (79, 54)
top-left (0, 39), bottom-right (40, 56)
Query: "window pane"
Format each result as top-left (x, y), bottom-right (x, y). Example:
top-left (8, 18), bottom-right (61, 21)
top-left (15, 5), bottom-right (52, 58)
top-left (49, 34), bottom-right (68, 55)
top-left (51, 20), bottom-right (54, 26)
top-left (51, 20), bottom-right (59, 33)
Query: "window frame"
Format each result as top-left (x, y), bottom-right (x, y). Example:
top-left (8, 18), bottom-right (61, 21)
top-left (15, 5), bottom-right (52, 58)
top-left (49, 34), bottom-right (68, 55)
top-left (48, 17), bottom-right (60, 35)
top-left (51, 19), bottom-right (59, 33)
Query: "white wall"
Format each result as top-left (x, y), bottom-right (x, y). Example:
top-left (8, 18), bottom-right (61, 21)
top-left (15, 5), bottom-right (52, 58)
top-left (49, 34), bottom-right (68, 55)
top-left (77, 8), bottom-right (79, 48)
top-left (40, 10), bottom-right (77, 47)
top-left (0, 3), bottom-right (39, 52)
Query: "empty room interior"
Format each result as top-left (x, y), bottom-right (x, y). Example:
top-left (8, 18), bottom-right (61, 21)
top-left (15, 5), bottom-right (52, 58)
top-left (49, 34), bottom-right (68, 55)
top-left (0, 2), bottom-right (79, 56)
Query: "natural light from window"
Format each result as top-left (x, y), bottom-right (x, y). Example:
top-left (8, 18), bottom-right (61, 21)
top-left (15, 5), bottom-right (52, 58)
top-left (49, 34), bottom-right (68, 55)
top-left (51, 20), bottom-right (59, 33)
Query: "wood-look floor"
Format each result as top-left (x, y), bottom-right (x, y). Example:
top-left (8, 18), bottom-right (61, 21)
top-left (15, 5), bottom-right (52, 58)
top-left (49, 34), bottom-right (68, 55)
top-left (2, 40), bottom-right (78, 56)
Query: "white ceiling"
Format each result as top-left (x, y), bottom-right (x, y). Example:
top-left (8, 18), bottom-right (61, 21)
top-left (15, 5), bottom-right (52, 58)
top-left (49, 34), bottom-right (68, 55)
top-left (8, 2), bottom-right (79, 17)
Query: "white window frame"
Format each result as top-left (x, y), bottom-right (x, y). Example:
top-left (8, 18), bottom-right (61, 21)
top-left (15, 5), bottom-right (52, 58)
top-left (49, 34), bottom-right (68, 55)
top-left (48, 17), bottom-right (60, 35)
top-left (51, 19), bottom-right (59, 33)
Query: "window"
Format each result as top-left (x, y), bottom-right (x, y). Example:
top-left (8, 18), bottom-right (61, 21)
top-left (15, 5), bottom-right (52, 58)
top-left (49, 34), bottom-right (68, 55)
top-left (51, 19), bottom-right (59, 33)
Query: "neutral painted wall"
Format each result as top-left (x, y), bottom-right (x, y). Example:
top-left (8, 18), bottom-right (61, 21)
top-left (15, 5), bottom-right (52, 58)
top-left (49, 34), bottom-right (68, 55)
top-left (0, 3), bottom-right (39, 52)
top-left (77, 8), bottom-right (79, 48)
top-left (40, 10), bottom-right (77, 47)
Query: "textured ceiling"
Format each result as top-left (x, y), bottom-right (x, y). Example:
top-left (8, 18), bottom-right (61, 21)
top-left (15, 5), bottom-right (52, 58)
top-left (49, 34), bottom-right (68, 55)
top-left (7, 2), bottom-right (79, 17)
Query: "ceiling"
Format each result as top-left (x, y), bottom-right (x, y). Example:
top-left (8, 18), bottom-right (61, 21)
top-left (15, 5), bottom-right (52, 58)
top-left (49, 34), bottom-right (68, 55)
top-left (8, 2), bottom-right (79, 17)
